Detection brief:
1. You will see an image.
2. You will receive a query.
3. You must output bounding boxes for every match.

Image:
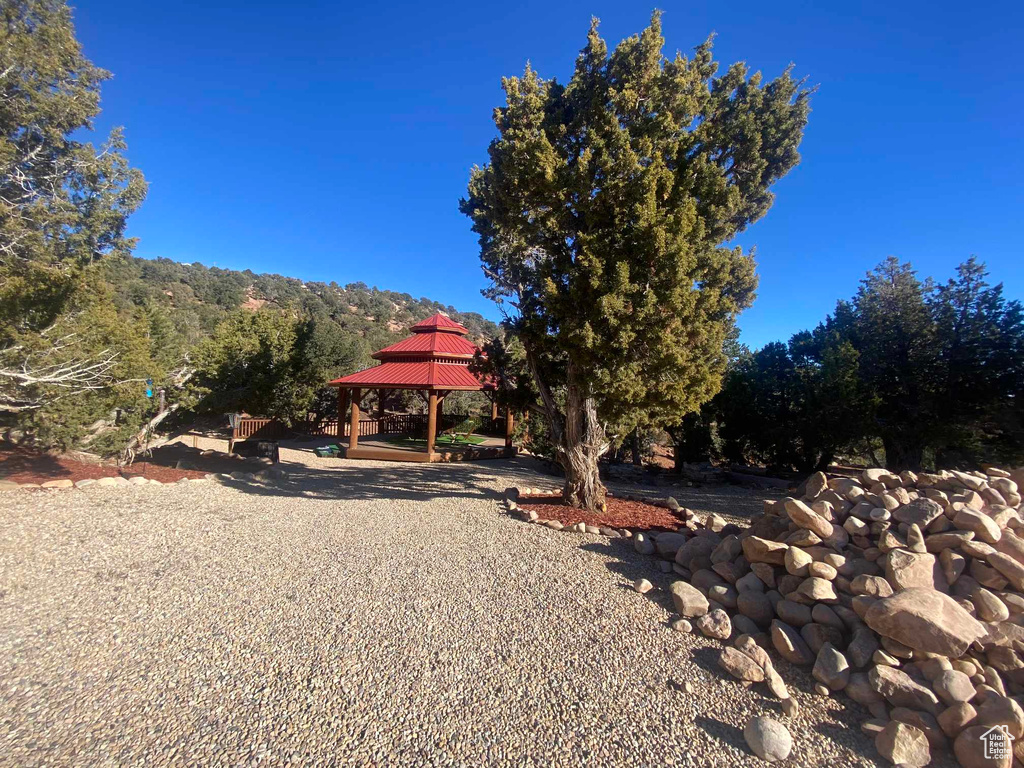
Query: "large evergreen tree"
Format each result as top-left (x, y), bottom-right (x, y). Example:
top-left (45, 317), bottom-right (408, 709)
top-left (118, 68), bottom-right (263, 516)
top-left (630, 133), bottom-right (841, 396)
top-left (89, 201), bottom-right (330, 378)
top-left (0, 0), bottom-right (147, 413)
top-left (461, 13), bottom-right (811, 508)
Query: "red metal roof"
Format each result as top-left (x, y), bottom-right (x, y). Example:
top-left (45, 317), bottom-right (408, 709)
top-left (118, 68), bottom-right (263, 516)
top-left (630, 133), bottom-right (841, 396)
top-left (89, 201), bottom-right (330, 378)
top-left (373, 330), bottom-right (478, 359)
top-left (328, 313), bottom-right (492, 390)
top-left (410, 313), bottom-right (468, 334)
top-left (329, 361), bottom-right (493, 390)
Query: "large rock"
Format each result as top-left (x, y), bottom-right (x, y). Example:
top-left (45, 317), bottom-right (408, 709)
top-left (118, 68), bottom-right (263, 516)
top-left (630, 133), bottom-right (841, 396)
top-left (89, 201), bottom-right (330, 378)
top-left (847, 626), bottom-right (880, 669)
top-left (633, 533), bottom-right (655, 555)
top-left (954, 508), bottom-right (1002, 544)
top-left (893, 497), bottom-right (944, 527)
top-left (718, 647), bottom-right (765, 682)
top-left (863, 588), bottom-right (986, 657)
top-left (782, 497), bottom-right (833, 539)
top-left (695, 609), bottom-right (732, 640)
top-left (812, 643), bottom-right (850, 691)
top-left (869, 665), bottom-right (941, 714)
top-left (654, 532), bottom-right (689, 557)
top-left (986, 551), bottom-right (1024, 591)
top-left (932, 669), bottom-right (975, 706)
top-left (775, 599), bottom-right (813, 627)
top-left (743, 716), bottom-right (792, 763)
top-left (771, 620), bottom-right (815, 666)
top-left (736, 590), bottom-right (774, 628)
top-left (875, 722), bottom-right (930, 768)
top-left (742, 536), bottom-right (788, 565)
top-left (675, 534), bottom-right (720, 568)
top-left (954, 725), bottom-right (1013, 768)
top-left (890, 708), bottom-right (947, 751)
top-left (669, 581), bottom-right (709, 618)
top-left (883, 550), bottom-right (947, 591)
top-left (851, 574), bottom-right (894, 597)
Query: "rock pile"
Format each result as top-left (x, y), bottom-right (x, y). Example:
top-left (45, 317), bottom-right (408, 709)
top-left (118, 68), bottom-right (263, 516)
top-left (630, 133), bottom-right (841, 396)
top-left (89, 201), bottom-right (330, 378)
top-left (636, 466), bottom-right (1024, 766)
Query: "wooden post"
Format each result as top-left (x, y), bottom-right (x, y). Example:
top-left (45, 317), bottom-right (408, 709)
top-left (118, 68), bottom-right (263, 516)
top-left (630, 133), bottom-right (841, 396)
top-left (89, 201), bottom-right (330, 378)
top-left (426, 391), bottom-right (438, 458)
top-left (349, 388), bottom-right (361, 452)
top-left (505, 407), bottom-right (514, 449)
top-left (337, 388), bottom-right (349, 438)
top-left (490, 399), bottom-right (499, 421)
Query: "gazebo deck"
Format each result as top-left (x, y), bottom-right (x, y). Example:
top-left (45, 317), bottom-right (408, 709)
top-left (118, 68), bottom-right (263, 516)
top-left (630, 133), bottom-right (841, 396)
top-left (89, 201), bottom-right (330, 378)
top-left (342, 435), bottom-right (514, 463)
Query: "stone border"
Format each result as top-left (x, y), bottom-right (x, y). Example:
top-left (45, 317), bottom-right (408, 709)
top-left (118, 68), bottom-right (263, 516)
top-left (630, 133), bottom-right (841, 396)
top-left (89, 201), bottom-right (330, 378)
top-left (502, 485), bottom-right (704, 540)
top-left (0, 467), bottom-right (289, 492)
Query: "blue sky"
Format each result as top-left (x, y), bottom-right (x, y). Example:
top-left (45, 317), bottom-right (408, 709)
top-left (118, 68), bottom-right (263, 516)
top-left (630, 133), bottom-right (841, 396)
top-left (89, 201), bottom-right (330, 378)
top-left (74, 0), bottom-right (1023, 349)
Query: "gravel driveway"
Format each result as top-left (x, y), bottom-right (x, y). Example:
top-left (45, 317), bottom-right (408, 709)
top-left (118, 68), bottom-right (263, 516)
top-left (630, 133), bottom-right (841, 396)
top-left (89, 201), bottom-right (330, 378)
top-left (1, 452), bottom-right (889, 766)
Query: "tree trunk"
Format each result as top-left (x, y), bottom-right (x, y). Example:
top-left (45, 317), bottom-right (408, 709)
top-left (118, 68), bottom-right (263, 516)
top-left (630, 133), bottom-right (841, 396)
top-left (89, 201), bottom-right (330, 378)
top-left (630, 430), bottom-right (642, 466)
top-left (882, 435), bottom-right (924, 472)
top-left (560, 362), bottom-right (609, 511)
top-left (522, 346), bottom-right (609, 511)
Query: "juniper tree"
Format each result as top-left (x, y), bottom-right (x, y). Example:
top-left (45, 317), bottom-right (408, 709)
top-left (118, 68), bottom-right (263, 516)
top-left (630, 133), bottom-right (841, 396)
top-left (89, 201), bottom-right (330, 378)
top-left (0, 0), bottom-right (147, 413)
top-left (461, 13), bottom-right (811, 509)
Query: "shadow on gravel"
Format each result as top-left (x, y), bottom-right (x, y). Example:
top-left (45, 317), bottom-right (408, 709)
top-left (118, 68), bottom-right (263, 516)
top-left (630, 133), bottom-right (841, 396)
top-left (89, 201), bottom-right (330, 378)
top-left (212, 444), bottom-right (775, 519)
top-left (214, 455), bottom-right (552, 503)
top-left (694, 714), bottom-right (747, 753)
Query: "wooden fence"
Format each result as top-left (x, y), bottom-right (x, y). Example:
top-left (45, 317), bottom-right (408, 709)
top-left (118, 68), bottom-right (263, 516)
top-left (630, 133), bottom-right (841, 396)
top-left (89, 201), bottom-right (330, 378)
top-left (231, 413), bottom-right (496, 444)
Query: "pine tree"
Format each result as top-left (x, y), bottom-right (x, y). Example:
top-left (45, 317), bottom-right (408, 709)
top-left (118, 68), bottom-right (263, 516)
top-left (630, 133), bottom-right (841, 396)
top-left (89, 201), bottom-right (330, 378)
top-left (0, 0), bottom-right (147, 414)
top-left (461, 13), bottom-right (811, 508)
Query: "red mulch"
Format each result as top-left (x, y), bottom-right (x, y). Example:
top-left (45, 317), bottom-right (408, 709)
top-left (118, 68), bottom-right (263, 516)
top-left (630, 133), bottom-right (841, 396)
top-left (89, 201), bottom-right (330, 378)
top-left (0, 444), bottom-right (208, 485)
top-left (518, 494), bottom-right (685, 532)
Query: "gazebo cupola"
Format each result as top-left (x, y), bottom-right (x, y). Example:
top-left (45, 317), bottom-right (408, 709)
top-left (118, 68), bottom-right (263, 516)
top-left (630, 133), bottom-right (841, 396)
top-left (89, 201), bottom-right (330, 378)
top-left (328, 313), bottom-right (511, 461)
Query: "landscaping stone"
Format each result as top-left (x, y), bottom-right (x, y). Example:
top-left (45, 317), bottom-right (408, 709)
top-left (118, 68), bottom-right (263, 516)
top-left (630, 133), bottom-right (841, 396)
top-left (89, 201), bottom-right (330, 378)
top-left (743, 716), bottom-right (792, 763)
top-left (633, 578), bottom-right (653, 594)
top-left (669, 580), bottom-right (709, 618)
top-left (695, 609), bottom-right (731, 640)
top-left (875, 721), bottom-right (930, 767)
top-left (718, 647), bottom-right (764, 682)
top-left (863, 588), bottom-right (985, 657)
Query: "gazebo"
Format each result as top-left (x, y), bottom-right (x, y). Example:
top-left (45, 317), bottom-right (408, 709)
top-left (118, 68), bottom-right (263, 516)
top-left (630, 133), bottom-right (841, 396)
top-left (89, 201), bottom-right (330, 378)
top-left (328, 313), bottom-right (515, 462)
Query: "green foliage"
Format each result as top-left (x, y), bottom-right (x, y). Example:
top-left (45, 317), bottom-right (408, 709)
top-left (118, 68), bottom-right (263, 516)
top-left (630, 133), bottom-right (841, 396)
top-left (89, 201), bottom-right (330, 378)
top-left (694, 257), bottom-right (1024, 472)
top-left (0, 0), bottom-right (147, 415)
top-left (462, 13), bottom-right (810, 506)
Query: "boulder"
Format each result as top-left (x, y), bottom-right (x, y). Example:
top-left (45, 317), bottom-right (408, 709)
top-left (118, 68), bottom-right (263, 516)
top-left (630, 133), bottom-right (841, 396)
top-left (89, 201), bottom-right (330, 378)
top-left (771, 620), bottom-right (815, 666)
top-left (883, 550), bottom-right (947, 591)
top-left (954, 725), bottom-right (1013, 768)
top-left (863, 588), bottom-right (986, 657)
top-left (869, 664), bottom-right (941, 714)
top-left (933, 669), bottom-right (976, 706)
top-left (633, 533), bottom-right (655, 555)
top-left (695, 609), bottom-right (732, 640)
top-left (986, 551), bottom-right (1024, 591)
top-left (742, 536), bottom-right (788, 565)
top-left (851, 574), bottom-right (894, 597)
top-left (718, 647), bottom-right (765, 682)
top-left (782, 497), bottom-right (833, 539)
top-left (736, 590), bottom-right (774, 628)
top-left (954, 508), bottom-right (1002, 544)
top-left (669, 581), bottom-right (709, 618)
top-left (875, 722), bottom-right (930, 768)
top-left (847, 626), bottom-right (881, 669)
top-left (890, 708), bottom-right (947, 751)
top-left (812, 643), bottom-right (851, 691)
top-left (654, 532), bottom-right (689, 557)
top-left (743, 716), bottom-right (792, 763)
top-left (937, 701), bottom-right (977, 739)
top-left (893, 497), bottom-right (944, 527)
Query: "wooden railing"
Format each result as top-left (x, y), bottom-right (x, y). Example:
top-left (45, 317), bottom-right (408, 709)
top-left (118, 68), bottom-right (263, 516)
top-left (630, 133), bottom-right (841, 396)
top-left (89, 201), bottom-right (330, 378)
top-left (232, 413), bottom-right (492, 445)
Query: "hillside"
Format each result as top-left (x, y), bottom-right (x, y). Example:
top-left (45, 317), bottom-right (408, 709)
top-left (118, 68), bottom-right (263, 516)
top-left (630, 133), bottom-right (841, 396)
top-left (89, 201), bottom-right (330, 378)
top-left (103, 256), bottom-right (500, 347)
top-left (6, 256), bottom-right (501, 457)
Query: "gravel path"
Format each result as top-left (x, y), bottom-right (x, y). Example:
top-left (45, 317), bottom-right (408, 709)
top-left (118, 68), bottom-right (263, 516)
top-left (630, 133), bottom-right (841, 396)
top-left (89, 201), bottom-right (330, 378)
top-left (1, 453), bottom-right (888, 766)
